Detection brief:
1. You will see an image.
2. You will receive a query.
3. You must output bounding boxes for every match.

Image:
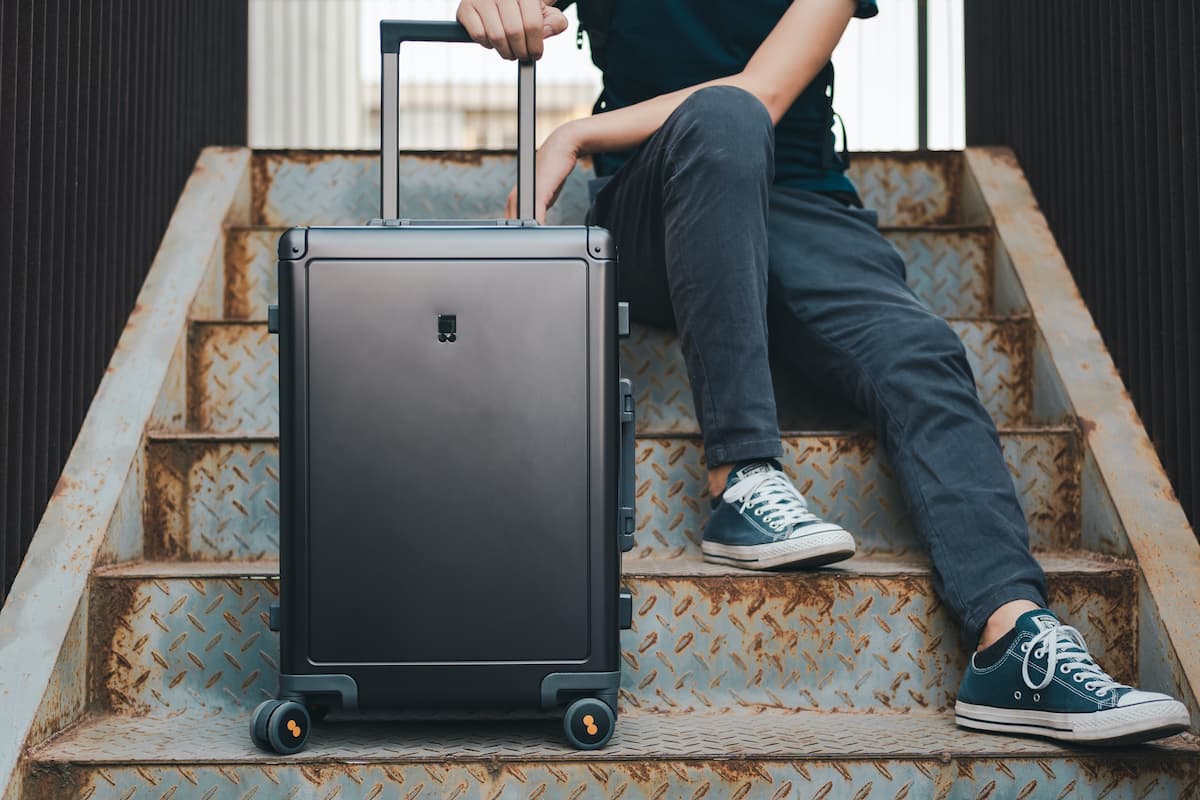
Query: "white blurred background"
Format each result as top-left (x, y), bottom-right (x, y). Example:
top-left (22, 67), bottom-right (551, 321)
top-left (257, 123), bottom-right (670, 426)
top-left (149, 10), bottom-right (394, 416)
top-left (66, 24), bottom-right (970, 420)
top-left (248, 0), bottom-right (964, 151)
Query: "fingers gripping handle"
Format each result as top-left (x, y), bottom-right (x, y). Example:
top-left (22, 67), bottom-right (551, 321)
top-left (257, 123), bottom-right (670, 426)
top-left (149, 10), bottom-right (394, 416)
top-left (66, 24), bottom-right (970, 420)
top-left (379, 20), bottom-right (536, 221)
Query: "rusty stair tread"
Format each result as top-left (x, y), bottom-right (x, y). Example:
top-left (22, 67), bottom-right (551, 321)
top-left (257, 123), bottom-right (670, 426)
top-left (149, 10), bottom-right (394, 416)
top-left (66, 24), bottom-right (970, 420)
top-left (93, 550), bottom-right (1131, 580)
top-left (225, 223), bottom-right (998, 234)
top-left (30, 707), bottom-right (1198, 764)
top-left (143, 425), bottom-right (1077, 443)
top-left (182, 314), bottom-right (1036, 432)
top-left (137, 427), bottom-right (1084, 557)
top-left (191, 314), bottom-right (1031, 325)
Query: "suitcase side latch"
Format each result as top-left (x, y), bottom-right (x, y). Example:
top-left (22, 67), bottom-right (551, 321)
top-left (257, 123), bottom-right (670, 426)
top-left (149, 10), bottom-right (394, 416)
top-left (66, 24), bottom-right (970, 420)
top-left (619, 378), bottom-right (636, 553)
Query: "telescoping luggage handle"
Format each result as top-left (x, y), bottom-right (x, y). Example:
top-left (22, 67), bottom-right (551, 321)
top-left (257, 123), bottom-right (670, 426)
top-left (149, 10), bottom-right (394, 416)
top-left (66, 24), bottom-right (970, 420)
top-left (380, 20), bottom-right (536, 221)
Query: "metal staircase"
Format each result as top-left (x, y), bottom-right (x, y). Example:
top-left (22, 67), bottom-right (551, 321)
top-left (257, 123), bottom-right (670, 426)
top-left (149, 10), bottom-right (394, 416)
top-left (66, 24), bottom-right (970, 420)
top-left (3, 148), bottom-right (1199, 799)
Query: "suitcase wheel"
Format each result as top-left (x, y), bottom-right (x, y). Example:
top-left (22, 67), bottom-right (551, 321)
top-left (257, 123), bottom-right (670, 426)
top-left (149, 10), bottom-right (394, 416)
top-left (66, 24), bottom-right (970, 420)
top-left (249, 699), bottom-right (280, 750)
top-left (251, 699), bottom-right (312, 755)
top-left (562, 697), bottom-right (616, 751)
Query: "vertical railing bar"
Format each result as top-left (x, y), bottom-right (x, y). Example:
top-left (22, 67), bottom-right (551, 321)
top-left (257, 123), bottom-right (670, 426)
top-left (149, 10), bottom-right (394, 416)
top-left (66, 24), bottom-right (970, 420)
top-left (11, 0), bottom-right (34, 573)
top-left (916, 0), bottom-right (928, 150)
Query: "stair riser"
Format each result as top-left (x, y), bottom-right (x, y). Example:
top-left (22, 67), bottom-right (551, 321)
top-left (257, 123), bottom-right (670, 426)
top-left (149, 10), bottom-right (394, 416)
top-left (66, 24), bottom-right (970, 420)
top-left (224, 227), bottom-right (993, 321)
top-left (25, 757), bottom-right (1200, 800)
top-left (89, 570), bottom-right (1132, 716)
top-left (143, 431), bottom-right (1080, 562)
top-left (250, 152), bottom-right (967, 229)
top-left (186, 315), bottom-right (1029, 436)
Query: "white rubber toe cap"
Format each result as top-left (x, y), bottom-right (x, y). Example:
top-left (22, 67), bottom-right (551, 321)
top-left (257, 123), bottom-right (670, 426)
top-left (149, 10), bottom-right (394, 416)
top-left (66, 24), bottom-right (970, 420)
top-left (1116, 689), bottom-right (1182, 707)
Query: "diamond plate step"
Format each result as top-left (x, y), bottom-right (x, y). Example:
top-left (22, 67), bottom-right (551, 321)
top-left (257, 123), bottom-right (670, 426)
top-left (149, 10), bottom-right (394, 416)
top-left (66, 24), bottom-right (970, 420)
top-left (142, 428), bottom-right (1079, 562)
top-left (223, 224), bottom-right (993, 321)
top-left (88, 553), bottom-right (1129, 716)
top-left (184, 314), bottom-right (1030, 436)
top-left (249, 151), bottom-right (969, 229)
top-left (25, 708), bottom-right (1200, 799)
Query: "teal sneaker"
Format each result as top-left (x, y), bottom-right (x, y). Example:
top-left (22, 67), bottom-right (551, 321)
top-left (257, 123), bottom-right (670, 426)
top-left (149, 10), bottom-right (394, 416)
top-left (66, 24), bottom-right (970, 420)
top-left (701, 460), bottom-right (856, 570)
top-left (956, 609), bottom-right (1190, 744)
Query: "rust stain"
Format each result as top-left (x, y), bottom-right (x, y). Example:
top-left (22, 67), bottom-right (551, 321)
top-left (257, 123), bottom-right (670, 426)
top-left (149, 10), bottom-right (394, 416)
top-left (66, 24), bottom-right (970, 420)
top-left (1046, 569), bottom-right (1137, 684)
top-left (87, 577), bottom-right (144, 715)
top-left (224, 231), bottom-right (255, 320)
top-left (50, 475), bottom-right (78, 501)
top-left (19, 763), bottom-right (88, 800)
top-left (143, 438), bottom-right (198, 561)
top-left (250, 154), bottom-right (276, 226)
top-left (995, 316), bottom-right (1034, 421)
top-left (185, 322), bottom-right (210, 432)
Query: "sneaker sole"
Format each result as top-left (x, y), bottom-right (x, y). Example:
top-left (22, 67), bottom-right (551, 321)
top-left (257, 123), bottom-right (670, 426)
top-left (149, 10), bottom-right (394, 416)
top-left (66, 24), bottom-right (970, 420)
top-left (954, 698), bottom-right (1191, 745)
top-left (701, 528), bottom-right (857, 570)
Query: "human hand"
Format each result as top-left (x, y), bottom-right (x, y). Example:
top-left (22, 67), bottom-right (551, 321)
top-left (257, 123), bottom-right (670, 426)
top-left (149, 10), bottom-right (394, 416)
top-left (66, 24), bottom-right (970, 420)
top-left (457, 0), bottom-right (569, 60)
top-left (505, 122), bottom-right (581, 223)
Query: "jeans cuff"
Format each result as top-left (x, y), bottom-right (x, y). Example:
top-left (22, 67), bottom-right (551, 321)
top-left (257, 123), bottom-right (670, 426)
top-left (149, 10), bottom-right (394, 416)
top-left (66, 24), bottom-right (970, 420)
top-left (705, 438), bottom-right (784, 468)
top-left (965, 583), bottom-right (1050, 649)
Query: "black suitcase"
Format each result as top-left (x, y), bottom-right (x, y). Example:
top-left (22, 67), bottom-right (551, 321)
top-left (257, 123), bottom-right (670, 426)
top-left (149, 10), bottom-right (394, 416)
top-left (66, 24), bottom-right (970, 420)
top-left (250, 20), bottom-right (635, 754)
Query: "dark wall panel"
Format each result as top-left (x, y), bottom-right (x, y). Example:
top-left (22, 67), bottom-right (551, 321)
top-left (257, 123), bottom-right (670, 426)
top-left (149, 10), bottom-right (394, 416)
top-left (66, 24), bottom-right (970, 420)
top-left (966, 0), bottom-right (1199, 532)
top-left (0, 0), bottom-right (248, 603)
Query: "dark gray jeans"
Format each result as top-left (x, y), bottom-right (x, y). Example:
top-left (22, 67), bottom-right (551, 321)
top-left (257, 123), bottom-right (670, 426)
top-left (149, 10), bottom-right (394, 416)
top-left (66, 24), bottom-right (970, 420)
top-left (588, 85), bottom-right (1047, 645)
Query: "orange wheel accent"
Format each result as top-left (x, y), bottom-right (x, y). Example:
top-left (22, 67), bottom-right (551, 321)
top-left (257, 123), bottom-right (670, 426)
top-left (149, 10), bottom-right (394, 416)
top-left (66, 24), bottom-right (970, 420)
top-left (287, 719), bottom-right (302, 738)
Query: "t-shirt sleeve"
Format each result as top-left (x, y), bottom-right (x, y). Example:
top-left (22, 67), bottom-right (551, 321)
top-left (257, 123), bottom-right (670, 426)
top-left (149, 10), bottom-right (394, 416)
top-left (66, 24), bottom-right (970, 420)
top-left (854, 0), bottom-right (879, 19)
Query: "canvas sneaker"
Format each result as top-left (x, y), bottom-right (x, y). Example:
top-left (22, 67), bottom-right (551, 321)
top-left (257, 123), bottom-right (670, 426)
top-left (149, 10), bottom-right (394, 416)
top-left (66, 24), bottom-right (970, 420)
top-left (701, 460), bottom-right (856, 569)
top-left (955, 609), bottom-right (1190, 744)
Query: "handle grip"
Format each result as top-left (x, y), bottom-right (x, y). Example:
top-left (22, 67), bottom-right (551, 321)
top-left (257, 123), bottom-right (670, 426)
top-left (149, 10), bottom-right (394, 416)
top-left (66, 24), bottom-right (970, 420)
top-left (379, 20), bottom-right (536, 221)
top-left (380, 20), bottom-right (473, 51)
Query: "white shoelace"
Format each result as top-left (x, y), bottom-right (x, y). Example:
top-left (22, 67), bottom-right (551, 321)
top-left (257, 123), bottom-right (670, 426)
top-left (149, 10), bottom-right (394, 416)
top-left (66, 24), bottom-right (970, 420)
top-left (1021, 621), bottom-right (1129, 697)
top-left (722, 469), bottom-right (821, 533)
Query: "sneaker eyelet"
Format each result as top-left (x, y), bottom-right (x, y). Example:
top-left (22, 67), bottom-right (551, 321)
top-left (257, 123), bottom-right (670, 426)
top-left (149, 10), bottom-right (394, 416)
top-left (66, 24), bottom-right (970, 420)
top-left (1034, 648), bottom-right (1046, 659)
top-left (1020, 643), bottom-right (1031, 654)
top-left (1084, 682), bottom-right (1096, 691)
top-left (1061, 665), bottom-right (1071, 674)
top-left (1013, 691), bottom-right (1021, 700)
top-left (1073, 674), bottom-right (1084, 682)
top-left (1033, 693), bottom-right (1040, 702)
top-left (753, 508), bottom-right (763, 516)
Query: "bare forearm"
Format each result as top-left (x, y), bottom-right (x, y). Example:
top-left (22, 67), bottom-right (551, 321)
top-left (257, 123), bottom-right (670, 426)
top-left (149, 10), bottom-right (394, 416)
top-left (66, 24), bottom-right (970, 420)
top-left (565, 74), bottom-right (755, 156)
top-left (565, 0), bottom-right (856, 156)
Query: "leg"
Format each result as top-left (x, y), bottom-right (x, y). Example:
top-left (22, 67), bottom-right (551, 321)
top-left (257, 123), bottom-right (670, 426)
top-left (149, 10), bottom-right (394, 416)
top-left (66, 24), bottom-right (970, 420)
top-left (590, 87), bottom-right (855, 569)
top-left (763, 187), bottom-right (1047, 643)
top-left (590, 85), bottom-right (782, 467)
top-left (764, 188), bottom-right (1188, 744)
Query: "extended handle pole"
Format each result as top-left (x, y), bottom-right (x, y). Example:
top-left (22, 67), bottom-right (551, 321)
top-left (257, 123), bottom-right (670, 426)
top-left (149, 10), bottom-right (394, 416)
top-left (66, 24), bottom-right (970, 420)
top-left (380, 20), bottom-right (536, 221)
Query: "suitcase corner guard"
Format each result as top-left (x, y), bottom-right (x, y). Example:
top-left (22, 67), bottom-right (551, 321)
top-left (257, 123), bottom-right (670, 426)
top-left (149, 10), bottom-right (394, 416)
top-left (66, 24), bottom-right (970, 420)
top-left (278, 674), bottom-right (360, 712)
top-left (277, 226), bottom-right (309, 261)
top-left (540, 671), bottom-right (620, 712)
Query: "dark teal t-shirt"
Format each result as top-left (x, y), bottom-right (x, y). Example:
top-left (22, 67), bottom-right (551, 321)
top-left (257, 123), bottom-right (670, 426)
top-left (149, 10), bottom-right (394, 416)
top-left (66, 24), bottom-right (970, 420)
top-left (569, 0), bottom-right (878, 194)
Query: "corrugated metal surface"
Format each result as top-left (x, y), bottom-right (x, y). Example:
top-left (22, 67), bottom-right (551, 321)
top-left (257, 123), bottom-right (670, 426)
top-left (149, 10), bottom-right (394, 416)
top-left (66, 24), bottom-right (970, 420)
top-left (964, 1), bottom-right (1200, 531)
top-left (0, 1), bottom-right (248, 604)
top-left (247, 0), bottom-right (361, 148)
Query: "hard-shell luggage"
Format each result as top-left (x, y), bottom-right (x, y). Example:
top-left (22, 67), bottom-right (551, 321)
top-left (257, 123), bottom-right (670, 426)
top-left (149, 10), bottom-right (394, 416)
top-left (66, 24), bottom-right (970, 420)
top-left (249, 20), bottom-right (635, 754)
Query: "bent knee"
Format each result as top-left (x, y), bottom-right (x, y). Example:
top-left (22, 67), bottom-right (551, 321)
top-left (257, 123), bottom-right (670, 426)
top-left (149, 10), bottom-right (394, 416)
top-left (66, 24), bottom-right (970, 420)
top-left (678, 85), bottom-right (772, 128)
top-left (666, 86), bottom-right (775, 175)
